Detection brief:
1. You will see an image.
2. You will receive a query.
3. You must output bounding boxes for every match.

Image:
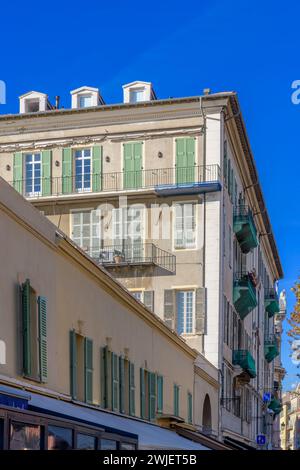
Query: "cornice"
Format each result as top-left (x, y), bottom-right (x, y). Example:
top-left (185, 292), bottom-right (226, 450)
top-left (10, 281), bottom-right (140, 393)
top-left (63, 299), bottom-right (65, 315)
top-left (194, 365), bottom-right (220, 389)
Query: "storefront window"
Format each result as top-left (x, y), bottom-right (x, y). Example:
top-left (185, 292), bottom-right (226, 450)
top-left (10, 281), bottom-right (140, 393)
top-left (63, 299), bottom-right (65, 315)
top-left (120, 442), bottom-right (136, 450)
top-left (10, 421), bottom-right (41, 450)
top-left (76, 433), bottom-right (96, 450)
top-left (100, 438), bottom-right (117, 449)
top-left (48, 425), bottom-right (72, 450)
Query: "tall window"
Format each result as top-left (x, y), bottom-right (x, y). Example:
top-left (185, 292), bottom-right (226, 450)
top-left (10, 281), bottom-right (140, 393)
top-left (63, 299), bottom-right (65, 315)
top-left (79, 94), bottom-right (92, 108)
top-left (176, 291), bottom-right (195, 334)
top-left (174, 384), bottom-right (180, 417)
top-left (75, 149), bottom-right (92, 192)
top-left (174, 203), bottom-right (196, 249)
top-left (112, 206), bottom-right (144, 259)
top-left (25, 153), bottom-right (41, 196)
top-left (130, 89), bottom-right (145, 103)
top-left (71, 210), bottom-right (101, 257)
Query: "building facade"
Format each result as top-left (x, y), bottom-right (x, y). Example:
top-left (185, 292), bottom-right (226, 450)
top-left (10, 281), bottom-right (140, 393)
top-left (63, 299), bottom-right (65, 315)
top-left (0, 83), bottom-right (284, 448)
top-left (280, 385), bottom-right (300, 450)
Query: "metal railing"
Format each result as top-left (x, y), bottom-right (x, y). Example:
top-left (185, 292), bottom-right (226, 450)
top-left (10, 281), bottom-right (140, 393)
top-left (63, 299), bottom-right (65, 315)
top-left (10, 164), bottom-right (221, 198)
top-left (234, 271), bottom-right (259, 289)
top-left (87, 243), bottom-right (176, 273)
top-left (264, 288), bottom-right (279, 301)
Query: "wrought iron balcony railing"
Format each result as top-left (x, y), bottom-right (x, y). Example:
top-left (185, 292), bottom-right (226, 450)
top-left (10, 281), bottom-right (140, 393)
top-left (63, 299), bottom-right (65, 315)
top-left (87, 243), bottom-right (176, 274)
top-left (10, 164), bottom-right (221, 198)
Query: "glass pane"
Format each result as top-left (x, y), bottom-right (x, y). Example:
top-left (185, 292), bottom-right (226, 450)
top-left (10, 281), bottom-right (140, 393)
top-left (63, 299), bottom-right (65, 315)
top-left (48, 425), bottom-right (72, 450)
top-left (10, 422), bottom-right (41, 450)
top-left (120, 442), bottom-right (136, 450)
top-left (101, 439), bottom-right (117, 450)
top-left (76, 433), bottom-right (96, 450)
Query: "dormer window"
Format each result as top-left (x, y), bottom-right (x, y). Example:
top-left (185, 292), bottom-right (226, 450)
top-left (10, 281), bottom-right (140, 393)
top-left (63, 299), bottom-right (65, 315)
top-left (79, 94), bottom-right (92, 108)
top-left (130, 88), bottom-right (145, 103)
top-left (19, 91), bottom-right (52, 114)
top-left (70, 86), bottom-right (105, 109)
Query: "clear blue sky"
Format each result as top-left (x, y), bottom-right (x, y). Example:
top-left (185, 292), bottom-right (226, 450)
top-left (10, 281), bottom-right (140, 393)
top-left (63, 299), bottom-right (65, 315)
top-left (1, 0), bottom-right (299, 389)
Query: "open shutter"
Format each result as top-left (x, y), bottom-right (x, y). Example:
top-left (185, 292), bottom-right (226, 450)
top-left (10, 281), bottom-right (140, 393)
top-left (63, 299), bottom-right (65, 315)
top-left (41, 150), bottom-right (52, 196)
top-left (70, 330), bottom-right (77, 399)
top-left (84, 337), bottom-right (93, 404)
top-left (62, 148), bottom-right (72, 194)
top-left (140, 368), bottom-right (146, 419)
top-left (13, 152), bottom-right (23, 194)
top-left (129, 362), bottom-right (135, 416)
top-left (164, 290), bottom-right (175, 330)
top-left (144, 291), bottom-right (154, 312)
top-left (92, 146), bottom-right (102, 192)
top-left (111, 353), bottom-right (119, 411)
top-left (174, 385), bottom-right (179, 417)
top-left (188, 392), bottom-right (193, 423)
top-left (148, 372), bottom-right (157, 421)
top-left (119, 356), bottom-right (125, 413)
top-left (38, 296), bottom-right (47, 383)
top-left (195, 288), bottom-right (206, 334)
top-left (21, 279), bottom-right (31, 377)
top-left (100, 346), bottom-right (109, 408)
top-left (157, 375), bottom-right (163, 413)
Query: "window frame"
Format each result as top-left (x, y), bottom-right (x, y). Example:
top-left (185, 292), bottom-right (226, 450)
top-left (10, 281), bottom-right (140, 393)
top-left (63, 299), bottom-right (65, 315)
top-left (24, 152), bottom-right (42, 197)
top-left (173, 201), bottom-right (197, 251)
top-left (74, 148), bottom-right (92, 193)
top-left (176, 289), bottom-right (196, 335)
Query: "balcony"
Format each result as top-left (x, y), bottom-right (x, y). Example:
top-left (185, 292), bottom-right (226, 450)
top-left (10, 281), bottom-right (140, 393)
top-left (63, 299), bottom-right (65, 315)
top-left (90, 243), bottom-right (176, 274)
top-left (264, 334), bottom-right (280, 363)
top-left (265, 288), bottom-right (280, 317)
top-left (233, 272), bottom-right (258, 319)
top-left (233, 205), bottom-right (258, 254)
top-left (11, 164), bottom-right (221, 199)
top-left (232, 350), bottom-right (257, 378)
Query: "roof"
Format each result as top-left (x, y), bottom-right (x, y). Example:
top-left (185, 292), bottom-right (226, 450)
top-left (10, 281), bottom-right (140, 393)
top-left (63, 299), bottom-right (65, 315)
top-left (70, 86), bottom-right (99, 95)
top-left (19, 91), bottom-right (48, 99)
top-left (122, 80), bottom-right (153, 88)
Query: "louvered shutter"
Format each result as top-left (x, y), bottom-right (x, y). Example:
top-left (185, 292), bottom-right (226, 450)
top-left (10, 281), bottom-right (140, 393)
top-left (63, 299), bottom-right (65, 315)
top-left (84, 337), bottom-right (93, 404)
top-left (21, 279), bottom-right (31, 377)
top-left (195, 288), bottom-right (206, 334)
top-left (38, 296), bottom-right (47, 382)
top-left (164, 290), bottom-right (175, 330)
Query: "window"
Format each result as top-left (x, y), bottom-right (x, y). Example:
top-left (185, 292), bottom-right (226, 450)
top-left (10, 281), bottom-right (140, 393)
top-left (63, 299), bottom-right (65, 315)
top-left (70, 331), bottom-right (93, 404)
top-left (10, 422), bottom-right (41, 450)
top-left (48, 425), bottom-right (72, 450)
top-left (188, 392), bottom-right (193, 424)
top-left (21, 280), bottom-right (47, 382)
top-left (75, 149), bottom-right (92, 192)
top-left (157, 375), bottom-right (163, 413)
top-left (79, 94), bottom-right (92, 108)
top-left (112, 206), bottom-right (144, 260)
top-left (174, 203), bottom-right (196, 249)
top-left (25, 153), bottom-right (41, 196)
top-left (140, 369), bottom-right (158, 421)
top-left (71, 210), bottom-right (102, 257)
top-left (176, 290), bottom-right (195, 334)
top-left (25, 99), bottom-right (40, 113)
top-left (174, 384), bottom-right (180, 417)
top-left (76, 433), bottom-right (96, 450)
top-left (130, 290), bottom-right (154, 312)
top-left (130, 89), bottom-right (145, 103)
top-left (100, 439), bottom-right (117, 450)
top-left (120, 442), bottom-right (136, 450)
top-left (132, 291), bottom-right (143, 302)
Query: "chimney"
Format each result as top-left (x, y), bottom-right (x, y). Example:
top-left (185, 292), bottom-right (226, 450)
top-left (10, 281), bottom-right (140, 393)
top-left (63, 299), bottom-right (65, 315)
top-left (203, 88), bottom-right (211, 96)
top-left (55, 96), bottom-right (60, 109)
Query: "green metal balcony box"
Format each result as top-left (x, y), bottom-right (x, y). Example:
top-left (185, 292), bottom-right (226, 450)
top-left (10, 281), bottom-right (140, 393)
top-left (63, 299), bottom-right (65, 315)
top-left (232, 350), bottom-right (257, 378)
top-left (233, 206), bottom-right (258, 254)
top-left (268, 397), bottom-right (282, 415)
top-left (265, 288), bottom-right (280, 318)
top-left (264, 335), bottom-right (280, 363)
top-left (233, 273), bottom-right (258, 319)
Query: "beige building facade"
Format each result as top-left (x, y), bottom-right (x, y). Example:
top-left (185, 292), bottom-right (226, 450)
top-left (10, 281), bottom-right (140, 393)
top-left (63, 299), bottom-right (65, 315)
top-left (0, 83), bottom-right (284, 448)
top-left (280, 385), bottom-right (300, 450)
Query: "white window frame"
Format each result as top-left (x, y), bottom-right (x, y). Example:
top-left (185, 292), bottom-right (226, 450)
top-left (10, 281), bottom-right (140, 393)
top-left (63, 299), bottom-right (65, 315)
top-left (74, 148), bottom-right (92, 193)
top-left (78, 94), bottom-right (92, 108)
top-left (176, 290), bottom-right (195, 335)
top-left (173, 201), bottom-right (197, 250)
top-left (129, 88), bottom-right (145, 103)
top-left (24, 152), bottom-right (42, 197)
top-left (70, 208), bottom-right (102, 257)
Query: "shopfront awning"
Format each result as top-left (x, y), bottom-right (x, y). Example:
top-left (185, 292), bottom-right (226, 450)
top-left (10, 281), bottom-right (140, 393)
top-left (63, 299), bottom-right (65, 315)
top-left (29, 393), bottom-right (209, 450)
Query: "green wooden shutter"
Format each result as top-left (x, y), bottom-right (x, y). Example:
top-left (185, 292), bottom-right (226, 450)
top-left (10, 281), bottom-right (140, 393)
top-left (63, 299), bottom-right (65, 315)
top-left (174, 385), bottom-right (179, 417)
top-left (148, 372), bottom-right (157, 421)
top-left (195, 288), bottom-right (206, 334)
top-left (100, 346), bottom-right (109, 408)
top-left (70, 330), bottom-right (77, 399)
top-left (176, 138), bottom-right (195, 184)
top-left (133, 142), bottom-right (142, 188)
top-left (38, 296), bottom-right (47, 383)
top-left (129, 362), bottom-right (135, 416)
top-left (111, 353), bottom-right (119, 411)
top-left (92, 146), bottom-right (102, 192)
top-left (41, 150), bottom-right (52, 196)
top-left (13, 152), bottom-right (23, 194)
top-left (164, 290), bottom-right (175, 330)
top-left (123, 142), bottom-right (142, 189)
top-left (21, 279), bottom-right (31, 377)
top-left (140, 368), bottom-right (146, 419)
top-left (188, 392), bottom-right (193, 424)
top-left (157, 375), bottom-right (163, 413)
top-left (186, 137), bottom-right (195, 183)
top-left (144, 291), bottom-right (154, 312)
top-left (62, 148), bottom-right (72, 194)
top-left (119, 356), bottom-right (125, 414)
top-left (84, 337), bottom-right (93, 404)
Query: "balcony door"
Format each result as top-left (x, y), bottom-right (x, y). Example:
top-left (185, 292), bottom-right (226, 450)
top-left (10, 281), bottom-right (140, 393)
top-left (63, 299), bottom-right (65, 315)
top-left (112, 206), bottom-right (144, 260)
top-left (123, 142), bottom-right (143, 189)
top-left (71, 210), bottom-right (101, 257)
top-left (25, 153), bottom-right (42, 196)
top-left (175, 138), bottom-right (195, 184)
top-left (75, 149), bottom-right (92, 192)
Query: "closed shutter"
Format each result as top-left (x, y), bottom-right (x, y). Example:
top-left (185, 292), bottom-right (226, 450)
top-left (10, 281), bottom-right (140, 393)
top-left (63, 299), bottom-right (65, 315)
top-left (195, 287), bottom-right (206, 334)
top-left (70, 330), bottom-right (77, 399)
top-left (119, 356), bottom-right (125, 414)
top-left (111, 353), bottom-right (119, 411)
top-left (188, 392), bottom-right (193, 424)
top-left (164, 290), bottom-right (175, 330)
top-left (129, 362), bottom-right (135, 416)
top-left (38, 296), bottom-right (47, 383)
top-left (148, 372), bottom-right (157, 421)
top-left (174, 385), bottom-right (179, 417)
top-left (41, 150), bottom-right (52, 196)
top-left (21, 279), bottom-right (31, 377)
top-left (92, 146), bottom-right (102, 192)
top-left (13, 152), bottom-right (23, 193)
top-left (140, 368), bottom-right (146, 419)
top-left (100, 346), bottom-right (109, 408)
top-left (84, 337), bottom-right (93, 404)
top-left (144, 291), bottom-right (154, 312)
top-left (157, 375), bottom-right (163, 413)
top-left (62, 148), bottom-right (72, 194)
top-left (223, 142), bottom-right (228, 185)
